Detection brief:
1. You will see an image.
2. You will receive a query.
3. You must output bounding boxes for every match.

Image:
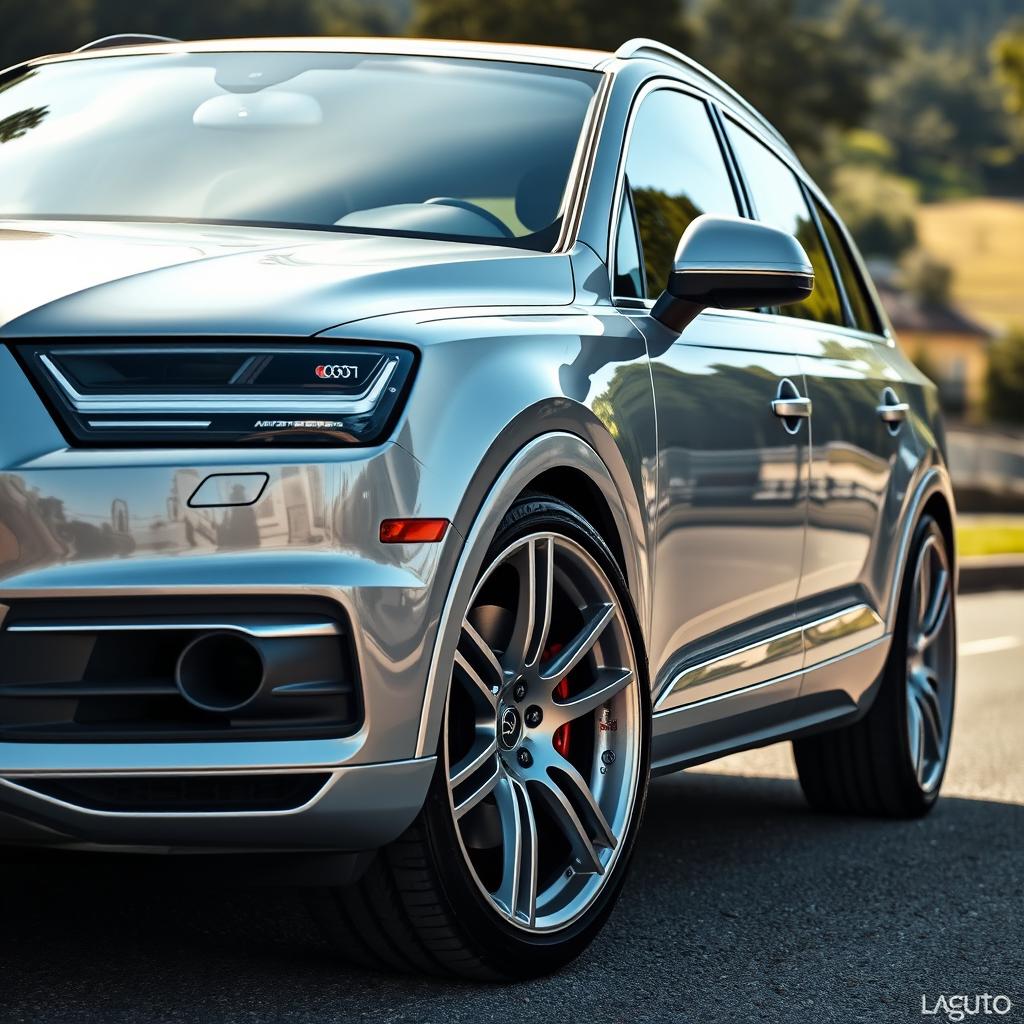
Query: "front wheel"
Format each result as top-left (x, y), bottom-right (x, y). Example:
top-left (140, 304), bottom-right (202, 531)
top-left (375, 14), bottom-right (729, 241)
top-left (793, 514), bottom-right (956, 818)
top-left (313, 497), bottom-right (651, 979)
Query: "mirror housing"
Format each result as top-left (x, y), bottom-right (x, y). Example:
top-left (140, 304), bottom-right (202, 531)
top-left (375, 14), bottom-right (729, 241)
top-left (652, 214), bottom-right (814, 333)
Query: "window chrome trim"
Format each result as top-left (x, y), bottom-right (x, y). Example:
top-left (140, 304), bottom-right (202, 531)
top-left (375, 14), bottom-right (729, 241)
top-left (654, 603), bottom-right (885, 713)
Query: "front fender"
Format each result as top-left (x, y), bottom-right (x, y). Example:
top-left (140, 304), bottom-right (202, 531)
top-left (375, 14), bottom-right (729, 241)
top-left (322, 308), bottom-right (657, 759)
top-left (413, 431), bottom-right (649, 758)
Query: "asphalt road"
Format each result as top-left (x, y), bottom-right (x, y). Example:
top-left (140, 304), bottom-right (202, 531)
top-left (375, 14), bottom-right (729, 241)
top-left (1, 592), bottom-right (1021, 1024)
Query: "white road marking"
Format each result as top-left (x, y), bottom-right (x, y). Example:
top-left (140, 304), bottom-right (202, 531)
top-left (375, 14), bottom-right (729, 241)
top-left (960, 635), bottom-right (1023, 657)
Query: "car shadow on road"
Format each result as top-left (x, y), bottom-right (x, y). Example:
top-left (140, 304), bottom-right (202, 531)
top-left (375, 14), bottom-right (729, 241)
top-left (1, 772), bottom-right (1020, 1024)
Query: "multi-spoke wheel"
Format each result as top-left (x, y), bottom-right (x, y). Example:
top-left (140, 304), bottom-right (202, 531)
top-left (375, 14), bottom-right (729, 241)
top-left (314, 497), bottom-right (650, 979)
top-left (446, 529), bottom-right (642, 931)
top-left (904, 529), bottom-right (955, 793)
top-left (794, 514), bottom-right (956, 818)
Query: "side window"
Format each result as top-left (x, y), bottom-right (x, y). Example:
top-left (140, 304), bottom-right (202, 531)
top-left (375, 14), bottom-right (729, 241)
top-left (815, 200), bottom-right (883, 335)
top-left (725, 121), bottom-right (843, 326)
top-left (621, 90), bottom-right (739, 297)
top-left (613, 187), bottom-right (645, 299)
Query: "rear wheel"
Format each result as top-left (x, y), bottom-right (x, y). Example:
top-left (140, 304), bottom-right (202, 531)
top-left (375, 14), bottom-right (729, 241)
top-left (793, 514), bottom-right (956, 817)
top-left (313, 497), bottom-right (650, 979)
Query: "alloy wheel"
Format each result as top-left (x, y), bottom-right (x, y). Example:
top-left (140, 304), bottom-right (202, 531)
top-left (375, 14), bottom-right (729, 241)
top-left (905, 531), bottom-right (955, 793)
top-left (444, 531), bottom-right (642, 932)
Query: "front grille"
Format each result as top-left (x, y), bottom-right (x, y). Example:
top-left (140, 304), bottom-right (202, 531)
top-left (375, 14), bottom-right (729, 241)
top-left (0, 597), bottom-right (361, 742)
top-left (14, 772), bottom-right (331, 812)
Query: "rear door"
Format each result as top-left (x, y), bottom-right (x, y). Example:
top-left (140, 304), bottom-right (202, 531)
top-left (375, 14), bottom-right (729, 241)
top-left (613, 87), bottom-right (810, 711)
top-left (724, 121), bottom-right (902, 642)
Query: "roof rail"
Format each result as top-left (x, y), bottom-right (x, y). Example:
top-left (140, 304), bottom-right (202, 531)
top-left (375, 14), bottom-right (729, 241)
top-left (614, 37), bottom-right (791, 153)
top-left (75, 34), bottom-right (180, 53)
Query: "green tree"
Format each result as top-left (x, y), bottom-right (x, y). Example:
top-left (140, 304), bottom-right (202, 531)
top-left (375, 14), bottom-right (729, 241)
top-left (90, 0), bottom-right (397, 41)
top-left (0, 105), bottom-right (49, 143)
top-left (411, 0), bottom-right (691, 52)
top-left (691, 0), bottom-right (901, 163)
top-left (993, 26), bottom-right (1024, 146)
top-left (824, 0), bottom-right (1024, 50)
top-left (829, 165), bottom-right (918, 258)
top-left (0, 0), bottom-right (91, 70)
top-left (0, 1), bottom-right (397, 71)
top-left (987, 327), bottom-right (1024, 425)
top-left (870, 45), bottom-right (1014, 196)
top-left (631, 187), bottom-right (700, 290)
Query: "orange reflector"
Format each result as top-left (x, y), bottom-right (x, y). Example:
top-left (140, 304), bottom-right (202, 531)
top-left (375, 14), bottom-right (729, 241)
top-left (379, 518), bottom-right (450, 544)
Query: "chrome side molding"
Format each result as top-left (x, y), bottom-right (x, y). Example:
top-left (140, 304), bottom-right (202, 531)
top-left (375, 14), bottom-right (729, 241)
top-left (655, 604), bottom-right (885, 713)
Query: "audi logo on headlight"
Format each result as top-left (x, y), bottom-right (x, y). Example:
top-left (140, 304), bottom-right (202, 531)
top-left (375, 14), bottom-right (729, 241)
top-left (315, 364), bottom-right (358, 380)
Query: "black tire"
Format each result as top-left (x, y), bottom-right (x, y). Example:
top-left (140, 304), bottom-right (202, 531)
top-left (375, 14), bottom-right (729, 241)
top-left (793, 514), bottom-right (957, 818)
top-left (312, 496), bottom-right (651, 979)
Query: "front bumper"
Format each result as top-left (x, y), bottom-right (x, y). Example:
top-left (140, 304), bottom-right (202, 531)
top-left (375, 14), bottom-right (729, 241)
top-left (0, 757), bottom-right (436, 851)
top-left (0, 352), bottom-right (460, 848)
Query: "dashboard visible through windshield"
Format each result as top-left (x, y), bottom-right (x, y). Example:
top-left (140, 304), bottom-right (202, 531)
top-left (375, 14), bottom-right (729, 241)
top-left (0, 51), bottom-right (601, 249)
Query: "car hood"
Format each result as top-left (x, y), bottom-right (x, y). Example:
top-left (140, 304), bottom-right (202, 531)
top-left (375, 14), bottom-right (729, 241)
top-left (0, 221), bottom-right (575, 337)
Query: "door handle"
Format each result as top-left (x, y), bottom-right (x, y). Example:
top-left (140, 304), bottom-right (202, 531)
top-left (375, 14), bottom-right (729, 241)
top-left (877, 388), bottom-right (909, 427)
top-left (876, 402), bottom-right (909, 423)
top-left (772, 397), bottom-right (813, 419)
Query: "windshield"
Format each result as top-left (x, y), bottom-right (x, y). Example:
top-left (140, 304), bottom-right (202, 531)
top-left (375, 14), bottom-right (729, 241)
top-left (0, 52), bottom-right (600, 249)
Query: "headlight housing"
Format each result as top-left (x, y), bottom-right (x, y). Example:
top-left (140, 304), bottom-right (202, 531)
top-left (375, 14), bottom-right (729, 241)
top-left (13, 339), bottom-right (416, 447)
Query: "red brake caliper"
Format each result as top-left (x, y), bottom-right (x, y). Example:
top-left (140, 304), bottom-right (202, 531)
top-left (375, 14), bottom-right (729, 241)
top-left (545, 642), bottom-right (571, 757)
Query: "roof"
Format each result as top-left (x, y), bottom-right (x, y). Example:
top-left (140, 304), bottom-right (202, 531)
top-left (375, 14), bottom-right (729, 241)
top-left (875, 282), bottom-right (993, 339)
top-left (32, 36), bottom-right (612, 72)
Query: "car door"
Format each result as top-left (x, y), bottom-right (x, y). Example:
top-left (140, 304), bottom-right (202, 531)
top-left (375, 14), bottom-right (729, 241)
top-left (611, 87), bottom-right (810, 713)
top-left (723, 121), bottom-right (900, 656)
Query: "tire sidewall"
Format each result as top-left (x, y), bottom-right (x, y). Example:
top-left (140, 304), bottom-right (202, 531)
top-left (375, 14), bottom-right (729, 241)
top-left (887, 514), bottom-right (957, 812)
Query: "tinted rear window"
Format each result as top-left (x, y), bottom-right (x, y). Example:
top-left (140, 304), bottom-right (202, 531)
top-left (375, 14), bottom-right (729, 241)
top-left (815, 200), bottom-right (883, 334)
top-left (725, 121), bottom-right (844, 327)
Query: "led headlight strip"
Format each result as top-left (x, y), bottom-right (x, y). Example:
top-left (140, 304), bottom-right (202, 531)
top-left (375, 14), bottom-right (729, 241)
top-left (15, 341), bottom-right (416, 447)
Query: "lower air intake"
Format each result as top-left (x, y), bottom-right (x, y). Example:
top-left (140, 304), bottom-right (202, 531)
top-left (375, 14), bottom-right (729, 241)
top-left (0, 596), bottom-right (361, 742)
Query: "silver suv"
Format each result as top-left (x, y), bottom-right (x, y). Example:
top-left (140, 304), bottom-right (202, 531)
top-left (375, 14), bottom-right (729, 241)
top-left (0, 35), bottom-right (956, 979)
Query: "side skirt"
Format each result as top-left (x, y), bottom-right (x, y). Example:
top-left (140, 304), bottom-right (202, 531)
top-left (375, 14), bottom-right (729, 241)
top-left (650, 634), bottom-right (890, 776)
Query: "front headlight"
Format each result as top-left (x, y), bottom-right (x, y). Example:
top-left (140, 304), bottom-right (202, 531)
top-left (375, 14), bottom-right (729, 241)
top-left (13, 340), bottom-right (416, 447)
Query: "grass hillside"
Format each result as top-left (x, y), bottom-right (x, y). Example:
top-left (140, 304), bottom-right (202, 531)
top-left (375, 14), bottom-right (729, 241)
top-left (917, 198), bottom-right (1024, 332)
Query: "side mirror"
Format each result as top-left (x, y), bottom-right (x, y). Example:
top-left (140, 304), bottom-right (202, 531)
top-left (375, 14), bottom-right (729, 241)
top-left (652, 214), bottom-right (814, 333)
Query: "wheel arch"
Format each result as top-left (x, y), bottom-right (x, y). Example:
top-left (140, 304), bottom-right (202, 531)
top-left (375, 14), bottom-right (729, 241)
top-left (884, 464), bottom-right (957, 632)
top-left (414, 429), bottom-right (651, 758)
top-left (518, 465), bottom-right (628, 580)
top-left (921, 491), bottom-right (956, 577)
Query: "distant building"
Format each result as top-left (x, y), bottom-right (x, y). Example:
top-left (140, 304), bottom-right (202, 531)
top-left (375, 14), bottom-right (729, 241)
top-left (875, 281), bottom-right (994, 421)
